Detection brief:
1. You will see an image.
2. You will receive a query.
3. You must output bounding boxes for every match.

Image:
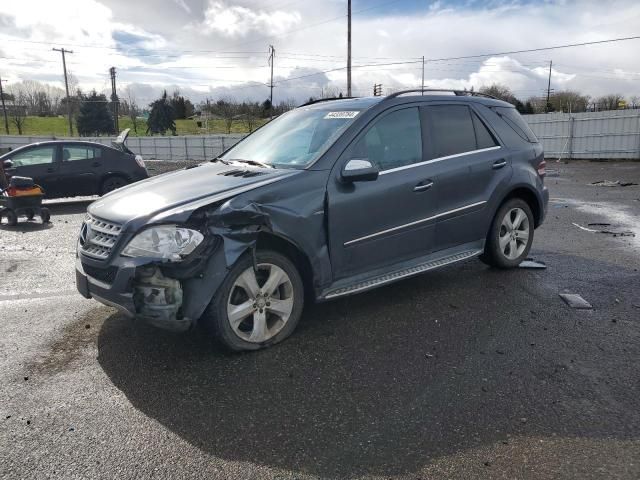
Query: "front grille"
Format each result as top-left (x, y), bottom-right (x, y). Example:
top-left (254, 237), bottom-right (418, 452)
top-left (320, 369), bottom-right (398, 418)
top-left (79, 214), bottom-right (123, 260)
top-left (82, 262), bottom-right (118, 284)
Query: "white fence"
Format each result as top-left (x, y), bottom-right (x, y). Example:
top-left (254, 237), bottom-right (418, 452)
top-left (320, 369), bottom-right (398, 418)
top-left (0, 134), bottom-right (245, 161)
top-left (2, 110), bottom-right (640, 161)
top-left (523, 110), bottom-right (640, 160)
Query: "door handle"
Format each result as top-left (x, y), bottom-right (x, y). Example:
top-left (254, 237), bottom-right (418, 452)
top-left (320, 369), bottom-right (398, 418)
top-left (414, 180), bottom-right (434, 192)
top-left (92, 162), bottom-right (101, 167)
top-left (46, 167), bottom-right (55, 173)
top-left (492, 160), bottom-right (507, 169)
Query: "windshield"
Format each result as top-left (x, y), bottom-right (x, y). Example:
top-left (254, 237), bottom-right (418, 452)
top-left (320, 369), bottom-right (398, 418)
top-left (220, 107), bottom-right (362, 168)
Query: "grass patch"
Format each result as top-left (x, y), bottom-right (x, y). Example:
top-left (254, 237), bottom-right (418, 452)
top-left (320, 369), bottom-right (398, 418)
top-left (3, 116), bottom-right (265, 137)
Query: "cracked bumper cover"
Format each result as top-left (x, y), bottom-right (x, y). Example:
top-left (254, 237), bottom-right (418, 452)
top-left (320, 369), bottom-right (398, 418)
top-left (75, 245), bottom-right (229, 332)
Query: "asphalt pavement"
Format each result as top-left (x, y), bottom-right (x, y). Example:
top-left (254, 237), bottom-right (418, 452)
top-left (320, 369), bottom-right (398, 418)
top-left (1, 161), bottom-right (639, 479)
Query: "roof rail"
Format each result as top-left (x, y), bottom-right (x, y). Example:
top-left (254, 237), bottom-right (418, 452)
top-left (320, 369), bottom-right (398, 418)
top-left (385, 89), bottom-right (500, 101)
top-left (298, 96), bottom-right (357, 107)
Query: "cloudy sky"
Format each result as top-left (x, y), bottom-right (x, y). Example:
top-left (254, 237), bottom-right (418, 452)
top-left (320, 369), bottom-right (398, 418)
top-left (1, 0), bottom-right (640, 105)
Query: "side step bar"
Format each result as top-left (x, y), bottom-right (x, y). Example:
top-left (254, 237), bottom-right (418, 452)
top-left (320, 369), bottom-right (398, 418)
top-left (322, 249), bottom-right (482, 300)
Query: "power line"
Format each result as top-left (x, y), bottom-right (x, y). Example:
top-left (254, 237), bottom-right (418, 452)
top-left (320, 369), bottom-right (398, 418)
top-left (424, 35), bottom-right (640, 62)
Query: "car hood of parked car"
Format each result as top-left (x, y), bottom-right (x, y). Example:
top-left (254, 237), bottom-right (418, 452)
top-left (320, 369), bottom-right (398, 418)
top-left (87, 161), bottom-right (297, 227)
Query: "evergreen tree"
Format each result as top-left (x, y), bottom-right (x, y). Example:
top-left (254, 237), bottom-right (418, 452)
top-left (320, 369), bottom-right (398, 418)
top-left (147, 91), bottom-right (176, 135)
top-left (76, 90), bottom-right (113, 136)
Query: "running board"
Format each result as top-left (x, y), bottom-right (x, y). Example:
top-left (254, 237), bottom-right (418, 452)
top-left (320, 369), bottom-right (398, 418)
top-left (322, 249), bottom-right (482, 300)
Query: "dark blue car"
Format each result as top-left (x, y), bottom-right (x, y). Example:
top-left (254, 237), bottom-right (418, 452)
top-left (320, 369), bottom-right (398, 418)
top-left (76, 91), bottom-right (548, 351)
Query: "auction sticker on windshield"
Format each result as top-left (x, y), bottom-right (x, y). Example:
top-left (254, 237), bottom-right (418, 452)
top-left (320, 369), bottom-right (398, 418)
top-left (324, 111), bottom-right (359, 119)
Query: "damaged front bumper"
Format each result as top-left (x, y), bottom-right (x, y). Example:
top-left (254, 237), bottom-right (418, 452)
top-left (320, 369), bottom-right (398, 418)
top-left (76, 238), bottom-right (229, 332)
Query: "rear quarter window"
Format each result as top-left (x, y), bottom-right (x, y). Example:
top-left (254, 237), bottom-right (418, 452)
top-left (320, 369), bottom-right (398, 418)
top-left (493, 107), bottom-right (538, 143)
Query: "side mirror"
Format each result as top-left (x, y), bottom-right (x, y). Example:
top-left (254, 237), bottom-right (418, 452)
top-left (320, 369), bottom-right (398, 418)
top-left (3, 159), bottom-right (13, 169)
top-left (341, 158), bottom-right (379, 182)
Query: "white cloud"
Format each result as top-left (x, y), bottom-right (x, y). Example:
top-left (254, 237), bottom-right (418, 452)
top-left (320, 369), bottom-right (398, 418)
top-left (200, 1), bottom-right (302, 37)
top-left (2, 0), bottom-right (640, 104)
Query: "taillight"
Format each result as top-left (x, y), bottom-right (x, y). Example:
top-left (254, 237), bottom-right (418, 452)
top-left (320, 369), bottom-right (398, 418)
top-left (537, 159), bottom-right (546, 177)
top-left (135, 154), bottom-right (145, 169)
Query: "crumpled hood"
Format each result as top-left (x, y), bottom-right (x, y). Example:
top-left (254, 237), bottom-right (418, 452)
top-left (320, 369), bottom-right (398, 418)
top-left (87, 162), bottom-right (296, 227)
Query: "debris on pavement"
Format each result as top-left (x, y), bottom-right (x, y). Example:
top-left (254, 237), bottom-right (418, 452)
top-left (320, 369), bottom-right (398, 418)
top-left (572, 223), bottom-right (635, 237)
top-left (559, 293), bottom-right (593, 309)
top-left (519, 258), bottom-right (547, 269)
top-left (590, 180), bottom-right (639, 187)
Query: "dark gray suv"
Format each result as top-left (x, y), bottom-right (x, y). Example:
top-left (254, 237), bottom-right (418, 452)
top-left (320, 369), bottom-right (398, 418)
top-left (76, 90), bottom-right (548, 351)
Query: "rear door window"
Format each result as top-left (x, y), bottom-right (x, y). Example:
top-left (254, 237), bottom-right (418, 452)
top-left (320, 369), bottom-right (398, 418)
top-left (62, 145), bottom-right (102, 161)
top-left (425, 105), bottom-right (477, 158)
top-left (350, 107), bottom-right (422, 171)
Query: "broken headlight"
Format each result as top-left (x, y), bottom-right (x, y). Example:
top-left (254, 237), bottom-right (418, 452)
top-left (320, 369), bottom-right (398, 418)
top-left (121, 225), bottom-right (204, 261)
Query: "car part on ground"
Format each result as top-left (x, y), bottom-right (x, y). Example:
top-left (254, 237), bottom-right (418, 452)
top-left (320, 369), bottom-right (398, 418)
top-left (559, 293), bottom-right (593, 309)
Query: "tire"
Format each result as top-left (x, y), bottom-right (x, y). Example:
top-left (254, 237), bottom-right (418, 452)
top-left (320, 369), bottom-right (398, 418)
top-left (202, 250), bottom-right (305, 352)
top-left (481, 198), bottom-right (534, 269)
top-left (5, 209), bottom-right (18, 226)
top-left (100, 175), bottom-right (128, 195)
top-left (40, 208), bottom-right (50, 224)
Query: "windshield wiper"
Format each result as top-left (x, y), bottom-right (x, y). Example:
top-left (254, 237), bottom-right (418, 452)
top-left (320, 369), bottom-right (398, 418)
top-left (228, 158), bottom-right (274, 169)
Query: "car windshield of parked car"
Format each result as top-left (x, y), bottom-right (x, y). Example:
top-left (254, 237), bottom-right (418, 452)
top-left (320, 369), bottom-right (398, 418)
top-left (220, 108), bottom-right (362, 168)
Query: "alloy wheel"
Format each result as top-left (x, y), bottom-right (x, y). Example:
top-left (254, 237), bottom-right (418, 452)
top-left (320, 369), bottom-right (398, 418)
top-left (499, 207), bottom-right (530, 260)
top-left (226, 263), bottom-right (294, 343)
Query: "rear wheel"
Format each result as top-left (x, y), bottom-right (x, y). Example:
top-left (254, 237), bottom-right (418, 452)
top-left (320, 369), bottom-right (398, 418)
top-left (100, 175), bottom-right (128, 195)
top-left (202, 250), bottom-right (304, 351)
top-left (5, 209), bottom-right (18, 226)
top-left (481, 198), bottom-right (534, 269)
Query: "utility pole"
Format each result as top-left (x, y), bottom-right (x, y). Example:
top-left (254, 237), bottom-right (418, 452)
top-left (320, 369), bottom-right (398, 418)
top-left (53, 47), bottom-right (74, 135)
top-left (421, 56), bottom-right (425, 95)
top-left (268, 45), bottom-right (275, 118)
top-left (0, 76), bottom-right (9, 134)
top-left (546, 60), bottom-right (552, 113)
top-left (109, 67), bottom-right (119, 133)
top-left (347, 0), bottom-right (352, 97)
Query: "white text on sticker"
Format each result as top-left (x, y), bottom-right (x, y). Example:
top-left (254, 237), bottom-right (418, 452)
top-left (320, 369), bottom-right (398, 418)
top-left (324, 111), bottom-right (359, 119)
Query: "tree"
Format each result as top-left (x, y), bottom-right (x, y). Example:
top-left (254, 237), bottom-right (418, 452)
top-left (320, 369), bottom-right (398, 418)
top-left (240, 102), bottom-right (260, 132)
top-left (595, 94), bottom-right (623, 111)
top-left (124, 87), bottom-right (141, 134)
top-left (10, 92), bottom-right (28, 135)
top-left (215, 99), bottom-right (238, 134)
top-left (549, 90), bottom-right (590, 113)
top-left (261, 98), bottom-right (272, 117)
top-left (169, 90), bottom-right (195, 120)
top-left (479, 84), bottom-right (517, 105)
top-left (147, 90), bottom-right (176, 135)
top-left (76, 90), bottom-right (114, 136)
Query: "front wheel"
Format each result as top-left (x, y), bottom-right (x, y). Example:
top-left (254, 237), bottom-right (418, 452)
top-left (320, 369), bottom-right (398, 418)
top-left (481, 198), bottom-right (534, 269)
top-left (202, 250), bottom-right (305, 351)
